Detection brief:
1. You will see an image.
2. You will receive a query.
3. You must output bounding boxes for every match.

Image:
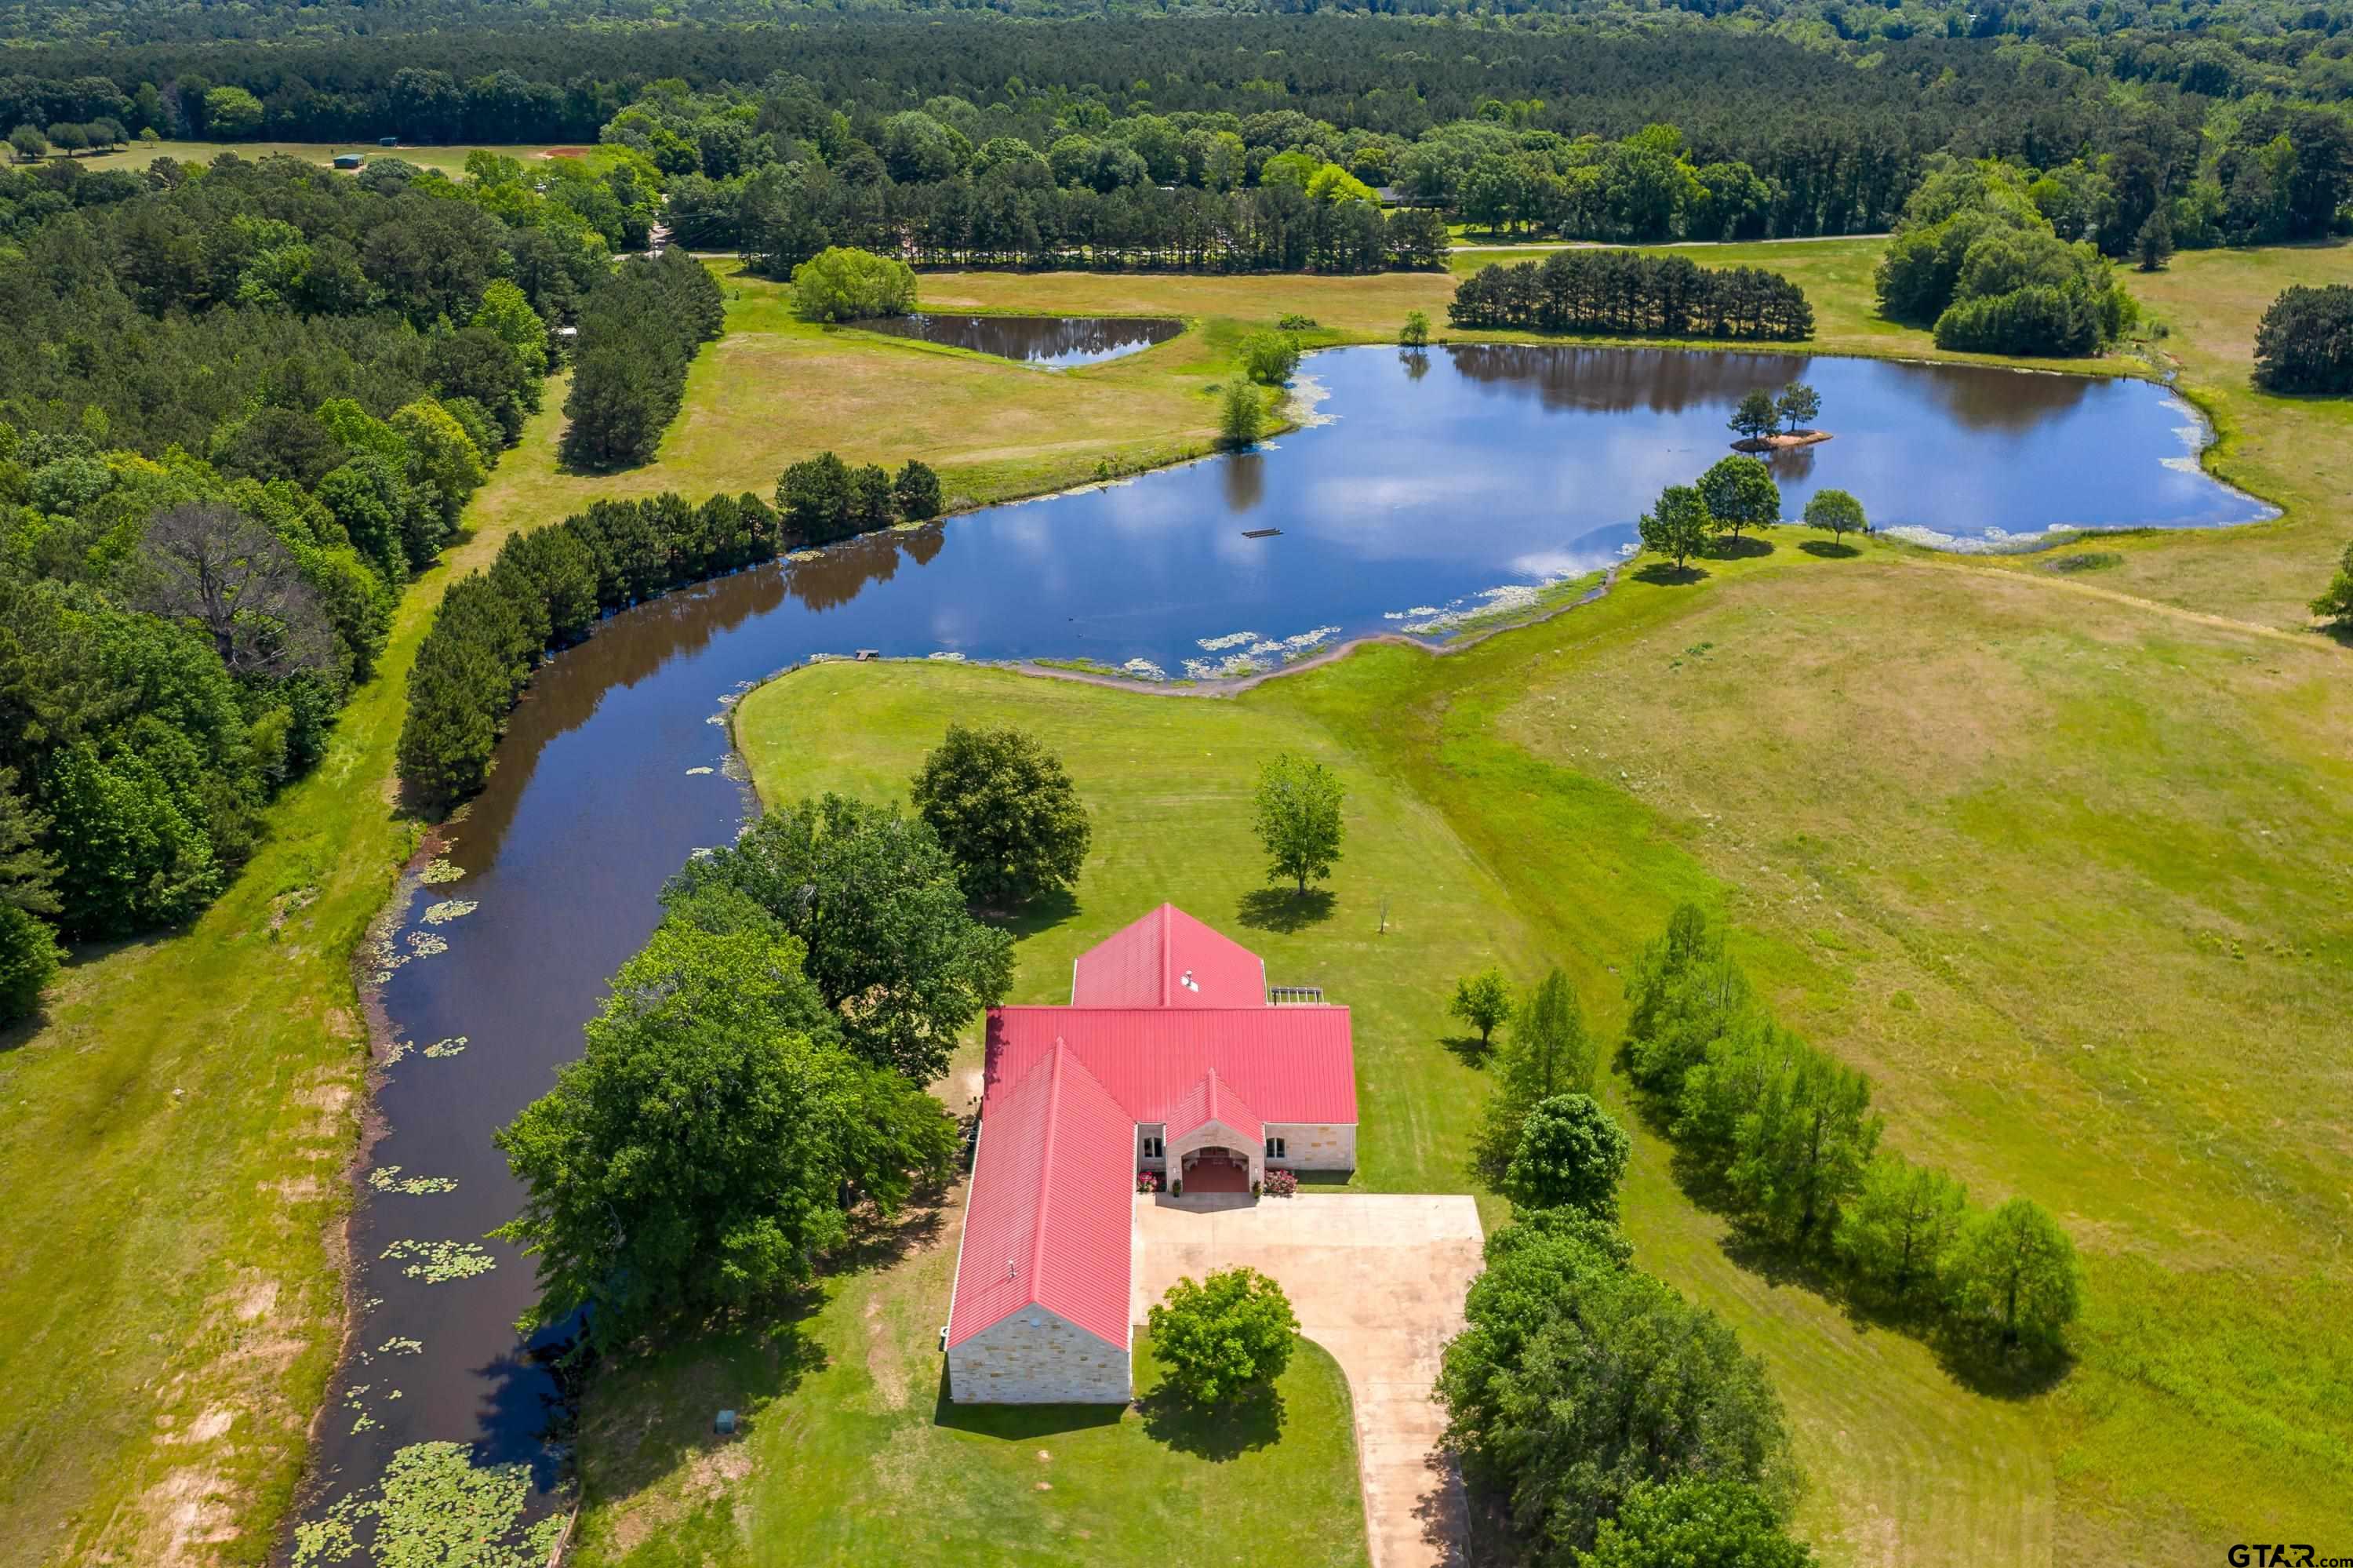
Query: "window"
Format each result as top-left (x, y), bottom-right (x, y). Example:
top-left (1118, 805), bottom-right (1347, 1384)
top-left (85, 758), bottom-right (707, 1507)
top-left (1141, 1136), bottom-right (1163, 1159)
top-left (1265, 1137), bottom-right (1287, 1159)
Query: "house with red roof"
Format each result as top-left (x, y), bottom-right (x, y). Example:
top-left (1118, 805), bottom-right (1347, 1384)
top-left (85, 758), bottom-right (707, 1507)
top-left (945, 904), bottom-right (1358, 1404)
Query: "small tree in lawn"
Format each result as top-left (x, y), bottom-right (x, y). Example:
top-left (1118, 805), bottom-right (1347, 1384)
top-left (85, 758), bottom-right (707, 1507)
top-left (2309, 541), bottom-right (2353, 628)
top-left (1638, 484), bottom-right (1712, 572)
top-left (1943, 1196), bottom-right (2081, 1359)
top-left (1148, 1266), bottom-right (1298, 1406)
top-left (1400, 309), bottom-right (1431, 347)
top-left (1253, 752), bottom-right (1344, 895)
top-left (1729, 388), bottom-right (1778, 446)
top-left (8, 125), bottom-right (45, 164)
top-left (1500, 1093), bottom-right (1632, 1220)
top-left (1802, 488), bottom-right (1867, 544)
top-left (1449, 966), bottom-right (1513, 1046)
top-left (2135, 210), bottom-right (2173, 273)
top-left (1775, 380), bottom-right (1820, 435)
top-left (910, 723), bottom-right (1092, 909)
top-left (1697, 454), bottom-right (1782, 543)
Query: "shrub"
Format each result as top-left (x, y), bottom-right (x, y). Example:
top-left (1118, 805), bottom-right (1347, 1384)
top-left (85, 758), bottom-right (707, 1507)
top-left (1263, 1167), bottom-right (1297, 1197)
top-left (0, 904), bottom-right (60, 1024)
top-left (1148, 1266), bottom-right (1298, 1405)
top-left (1275, 313), bottom-right (1318, 329)
top-left (1239, 329), bottom-right (1302, 385)
top-left (1584, 1478), bottom-right (1816, 1568)
top-left (2311, 542), bottom-right (2353, 627)
top-left (791, 246), bottom-right (917, 323)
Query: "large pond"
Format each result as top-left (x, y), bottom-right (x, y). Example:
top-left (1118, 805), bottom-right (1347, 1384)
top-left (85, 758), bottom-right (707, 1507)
top-left (864, 311), bottom-right (1184, 366)
top-left (304, 343), bottom-right (2264, 1550)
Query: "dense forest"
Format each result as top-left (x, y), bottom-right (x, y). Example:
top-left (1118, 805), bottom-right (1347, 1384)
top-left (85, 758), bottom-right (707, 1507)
top-left (7, 16), bottom-right (2348, 254)
top-left (0, 150), bottom-right (671, 1020)
top-left (8, 0), bottom-right (2353, 109)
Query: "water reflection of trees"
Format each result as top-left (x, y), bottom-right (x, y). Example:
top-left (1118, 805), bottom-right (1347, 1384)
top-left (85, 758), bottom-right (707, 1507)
top-left (1221, 452), bottom-right (1266, 514)
top-left (1442, 342), bottom-right (2095, 432)
top-left (1917, 364), bottom-right (2093, 431)
top-left (1445, 344), bottom-right (1812, 413)
top-left (870, 315), bottom-right (1183, 365)
top-left (785, 524), bottom-right (945, 610)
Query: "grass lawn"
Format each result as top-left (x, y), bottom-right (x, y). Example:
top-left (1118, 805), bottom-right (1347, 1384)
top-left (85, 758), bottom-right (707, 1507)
top-left (52, 140), bottom-right (573, 176)
top-left (663, 527), bottom-right (2353, 1568)
top-left (0, 394), bottom-right (575, 1564)
top-left (568, 1191), bottom-right (1369, 1568)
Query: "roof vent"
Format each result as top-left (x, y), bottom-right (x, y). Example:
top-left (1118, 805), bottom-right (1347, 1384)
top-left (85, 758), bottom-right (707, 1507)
top-left (1007, 1258), bottom-right (1017, 1280)
top-left (1180, 970), bottom-right (1199, 992)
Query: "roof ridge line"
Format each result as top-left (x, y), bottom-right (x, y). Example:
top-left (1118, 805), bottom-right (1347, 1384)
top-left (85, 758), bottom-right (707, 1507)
top-left (1024, 1040), bottom-right (1066, 1305)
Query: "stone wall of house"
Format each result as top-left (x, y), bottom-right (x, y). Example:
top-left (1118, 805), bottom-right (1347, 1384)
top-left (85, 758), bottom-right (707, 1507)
top-left (1267, 1122), bottom-right (1357, 1172)
top-left (948, 1308), bottom-right (1132, 1405)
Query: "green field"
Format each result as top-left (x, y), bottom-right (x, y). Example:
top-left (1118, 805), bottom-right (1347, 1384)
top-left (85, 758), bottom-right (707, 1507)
top-left (49, 139), bottom-right (574, 176)
top-left (568, 1199), bottom-right (1370, 1568)
top-left (682, 543), bottom-right (2353, 1563)
top-left (4, 228), bottom-right (2349, 1565)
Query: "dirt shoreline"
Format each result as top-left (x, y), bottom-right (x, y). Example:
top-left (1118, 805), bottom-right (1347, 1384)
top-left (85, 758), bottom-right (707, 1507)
top-left (1732, 429), bottom-right (1832, 453)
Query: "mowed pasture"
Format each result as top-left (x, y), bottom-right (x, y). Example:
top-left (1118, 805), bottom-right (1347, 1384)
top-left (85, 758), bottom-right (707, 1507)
top-left (566, 1184), bottom-right (1372, 1568)
top-left (612, 509), bottom-right (2353, 1568)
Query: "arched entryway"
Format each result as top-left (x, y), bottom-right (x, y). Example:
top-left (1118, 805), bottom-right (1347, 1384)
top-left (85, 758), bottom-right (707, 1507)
top-left (1180, 1145), bottom-right (1253, 1195)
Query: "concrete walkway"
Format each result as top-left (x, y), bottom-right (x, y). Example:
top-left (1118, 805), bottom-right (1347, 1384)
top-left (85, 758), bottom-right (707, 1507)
top-left (1130, 1193), bottom-right (1486, 1568)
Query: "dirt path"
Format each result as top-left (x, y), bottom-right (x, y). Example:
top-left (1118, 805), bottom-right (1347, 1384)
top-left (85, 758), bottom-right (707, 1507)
top-left (1131, 1194), bottom-right (1486, 1568)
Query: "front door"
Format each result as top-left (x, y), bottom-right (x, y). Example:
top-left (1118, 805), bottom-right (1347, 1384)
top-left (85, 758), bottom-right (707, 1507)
top-left (1182, 1148), bottom-right (1251, 1194)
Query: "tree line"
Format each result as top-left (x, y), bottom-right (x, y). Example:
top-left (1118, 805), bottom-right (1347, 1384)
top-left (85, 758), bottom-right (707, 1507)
top-left (13, 12), bottom-right (2347, 257)
top-left (711, 163), bottom-right (1453, 278)
top-left (1622, 904), bottom-right (2084, 1361)
top-left (397, 489), bottom-right (784, 806)
top-left (1447, 251), bottom-right (1816, 342)
top-left (0, 151), bottom-right (599, 1023)
top-left (1435, 962), bottom-right (1812, 1563)
top-left (558, 249), bottom-right (725, 472)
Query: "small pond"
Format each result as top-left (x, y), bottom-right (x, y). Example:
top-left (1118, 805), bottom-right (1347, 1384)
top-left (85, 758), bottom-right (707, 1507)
top-left (303, 342), bottom-right (2266, 1554)
top-left (864, 311), bottom-right (1184, 367)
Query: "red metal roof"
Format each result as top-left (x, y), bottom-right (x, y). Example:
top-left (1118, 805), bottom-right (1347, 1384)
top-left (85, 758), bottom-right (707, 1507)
top-left (946, 1043), bottom-right (1133, 1352)
top-left (1164, 1068), bottom-right (1264, 1145)
top-left (1071, 903), bottom-right (1267, 1009)
top-left (986, 1006), bottom-right (1357, 1126)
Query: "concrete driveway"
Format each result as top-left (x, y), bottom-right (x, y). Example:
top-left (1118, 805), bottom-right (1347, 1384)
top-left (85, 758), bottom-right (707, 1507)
top-left (1130, 1192), bottom-right (1486, 1568)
